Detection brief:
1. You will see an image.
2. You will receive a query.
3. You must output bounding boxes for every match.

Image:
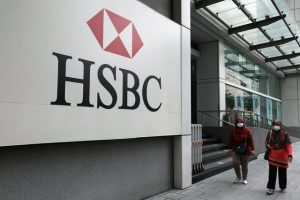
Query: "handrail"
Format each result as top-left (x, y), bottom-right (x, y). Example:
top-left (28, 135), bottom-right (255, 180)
top-left (198, 109), bottom-right (300, 138)
top-left (202, 112), bottom-right (234, 126)
top-left (199, 109), bottom-right (272, 124)
top-left (199, 109), bottom-right (272, 123)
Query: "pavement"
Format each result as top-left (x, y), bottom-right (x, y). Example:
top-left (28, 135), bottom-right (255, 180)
top-left (145, 141), bottom-right (300, 200)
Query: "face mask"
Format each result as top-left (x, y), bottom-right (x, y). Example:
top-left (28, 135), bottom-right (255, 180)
top-left (237, 123), bottom-right (243, 128)
top-left (273, 126), bottom-right (280, 131)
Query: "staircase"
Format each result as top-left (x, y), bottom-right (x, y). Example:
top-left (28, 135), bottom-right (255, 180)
top-left (192, 130), bottom-right (257, 183)
top-left (192, 132), bottom-right (231, 183)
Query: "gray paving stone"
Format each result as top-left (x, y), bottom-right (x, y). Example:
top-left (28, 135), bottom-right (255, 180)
top-left (145, 196), bottom-right (167, 200)
top-left (157, 192), bottom-right (187, 200)
top-left (180, 189), bottom-right (205, 197)
top-left (146, 141), bottom-right (300, 200)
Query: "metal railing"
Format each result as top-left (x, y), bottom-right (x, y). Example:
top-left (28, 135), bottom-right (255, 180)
top-left (192, 124), bottom-right (203, 176)
top-left (198, 109), bottom-right (300, 138)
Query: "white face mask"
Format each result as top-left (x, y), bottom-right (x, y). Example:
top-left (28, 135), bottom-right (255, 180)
top-left (273, 125), bottom-right (280, 131)
top-left (237, 123), bottom-right (244, 128)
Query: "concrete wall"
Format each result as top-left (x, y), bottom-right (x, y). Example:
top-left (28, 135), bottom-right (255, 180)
top-left (0, 137), bottom-right (173, 200)
top-left (173, 0), bottom-right (192, 189)
top-left (142, 0), bottom-right (192, 190)
top-left (250, 127), bottom-right (270, 154)
top-left (281, 76), bottom-right (300, 129)
top-left (138, 0), bottom-right (193, 190)
top-left (196, 41), bottom-right (220, 126)
top-left (138, 0), bottom-right (173, 19)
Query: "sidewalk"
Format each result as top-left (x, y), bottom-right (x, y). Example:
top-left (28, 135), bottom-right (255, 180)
top-left (146, 141), bottom-right (300, 200)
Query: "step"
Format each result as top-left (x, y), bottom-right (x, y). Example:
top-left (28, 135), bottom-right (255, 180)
top-left (192, 155), bottom-right (258, 183)
top-left (192, 157), bottom-right (232, 183)
top-left (202, 149), bottom-right (230, 164)
top-left (202, 138), bottom-right (222, 145)
top-left (202, 133), bottom-right (212, 139)
top-left (202, 143), bottom-right (227, 153)
top-left (203, 157), bottom-right (232, 171)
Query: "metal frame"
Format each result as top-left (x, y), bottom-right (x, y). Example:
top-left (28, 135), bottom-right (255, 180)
top-left (202, 7), bottom-right (270, 65)
top-left (228, 15), bottom-right (285, 35)
top-left (277, 64), bottom-right (300, 71)
top-left (195, 0), bottom-right (300, 75)
top-left (266, 52), bottom-right (300, 62)
top-left (270, 0), bottom-right (300, 74)
top-left (194, 0), bottom-right (225, 9)
top-left (231, 0), bottom-right (293, 67)
top-left (249, 36), bottom-right (298, 51)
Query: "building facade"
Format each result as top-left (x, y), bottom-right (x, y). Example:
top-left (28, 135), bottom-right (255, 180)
top-left (0, 0), bottom-right (191, 199)
top-left (1, 0), bottom-right (300, 200)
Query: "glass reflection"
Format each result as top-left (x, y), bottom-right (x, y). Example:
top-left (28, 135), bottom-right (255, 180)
top-left (225, 85), bottom-right (282, 123)
top-left (225, 45), bottom-right (280, 98)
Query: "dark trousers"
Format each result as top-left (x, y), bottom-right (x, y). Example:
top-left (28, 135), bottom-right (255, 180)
top-left (232, 152), bottom-right (249, 179)
top-left (267, 164), bottom-right (287, 189)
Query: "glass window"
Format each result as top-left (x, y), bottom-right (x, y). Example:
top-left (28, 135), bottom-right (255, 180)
top-left (252, 94), bottom-right (260, 117)
top-left (224, 45), bottom-right (280, 98)
top-left (225, 85), bottom-right (281, 124)
top-left (243, 90), bottom-right (253, 113)
top-left (276, 101), bottom-right (282, 120)
top-left (260, 96), bottom-right (267, 120)
top-left (266, 99), bottom-right (273, 125)
top-left (225, 85), bottom-right (236, 110)
top-left (272, 100), bottom-right (276, 121)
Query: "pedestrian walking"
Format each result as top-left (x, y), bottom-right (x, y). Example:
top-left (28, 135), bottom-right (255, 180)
top-left (265, 119), bottom-right (293, 195)
top-left (228, 118), bottom-right (255, 184)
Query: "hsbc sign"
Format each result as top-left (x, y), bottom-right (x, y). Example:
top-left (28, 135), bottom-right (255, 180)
top-left (0, 0), bottom-right (181, 146)
top-left (87, 9), bottom-right (143, 58)
top-left (51, 8), bottom-right (160, 112)
top-left (51, 52), bottom-right (162, 112)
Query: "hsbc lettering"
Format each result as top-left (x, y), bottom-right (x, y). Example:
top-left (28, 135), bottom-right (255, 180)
top-left (50, 52), bottom-right (162, 112)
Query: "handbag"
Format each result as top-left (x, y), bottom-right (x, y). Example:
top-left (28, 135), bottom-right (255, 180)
top-left (234, 133), bottom-right (247, 155)
top-left (235, 143), bottom-right (246, 154)
top-left (264, 131), bottom-right (272, 160)
top-left (264, 148), bottom-right (270, 160)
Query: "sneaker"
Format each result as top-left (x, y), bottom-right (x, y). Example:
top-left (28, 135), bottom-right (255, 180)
top-left (266, 189), bottom-right (275, 195)
top-left (233, 178), bottom-right (241, 184)
top-left (243, 179), bottom-right (248, 185)
top-left (280, 188), bottom-right (286, 193)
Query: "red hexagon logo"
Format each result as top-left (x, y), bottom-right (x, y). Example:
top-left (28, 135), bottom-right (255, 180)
top-left (87, 9), bottom-right (143, 58)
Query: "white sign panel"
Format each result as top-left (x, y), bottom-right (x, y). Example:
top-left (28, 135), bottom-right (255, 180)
top-left (0, 0), bottom-right (182, 146)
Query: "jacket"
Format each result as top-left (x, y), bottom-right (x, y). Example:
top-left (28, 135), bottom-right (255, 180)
top-left (229, 125), bottom-right (255, 156)
top-left (265, 129), bottom-right (292, 168)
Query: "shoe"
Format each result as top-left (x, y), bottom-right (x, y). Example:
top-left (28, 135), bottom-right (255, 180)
top-left (266, 189), bottom-right (275, 195)
top-left (280, 188), bottom-right (286, 193)
top-left (233, 178), bottom-right (241, 184)
top-left (242, 179), bottom-right (247, 185)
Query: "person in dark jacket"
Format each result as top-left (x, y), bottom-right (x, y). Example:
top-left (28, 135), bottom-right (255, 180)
top-left (265, 119), bottom-right (293, 195)
top-left (228, 118), bottom-right (255, 184)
